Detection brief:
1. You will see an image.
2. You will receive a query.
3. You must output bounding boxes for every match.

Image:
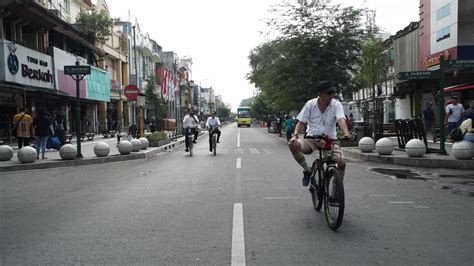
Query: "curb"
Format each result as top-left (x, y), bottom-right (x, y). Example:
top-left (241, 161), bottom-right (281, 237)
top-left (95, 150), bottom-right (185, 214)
top-left (0, 139), bottom-right (186, 173)
top-left (342, 148), bottom-right (474, 170)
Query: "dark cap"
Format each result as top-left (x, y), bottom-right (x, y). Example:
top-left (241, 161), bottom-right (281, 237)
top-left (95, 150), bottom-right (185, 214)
top-left (315, 81), bottom-right (336, 93)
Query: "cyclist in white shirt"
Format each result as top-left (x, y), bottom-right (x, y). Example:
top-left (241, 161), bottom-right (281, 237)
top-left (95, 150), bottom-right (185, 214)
top-left (183, 109), bottom-right (199, 152)
top-left (206, 111), bottom-right (221, 152)
top-left (288, 81), bottom-right (351, 186)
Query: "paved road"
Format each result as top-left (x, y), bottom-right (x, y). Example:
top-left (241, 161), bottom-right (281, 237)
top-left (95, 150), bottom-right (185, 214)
top-left (1, 125), bottom-right (473, 265)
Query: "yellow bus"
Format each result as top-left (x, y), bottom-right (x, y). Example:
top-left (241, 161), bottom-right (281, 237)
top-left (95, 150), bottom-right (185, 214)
top-left (237, 107), bottom-right (252, 127)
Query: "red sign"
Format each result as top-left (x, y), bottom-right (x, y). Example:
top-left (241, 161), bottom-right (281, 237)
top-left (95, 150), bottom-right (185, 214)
top-left (124, 84), bottom-right (139, 100)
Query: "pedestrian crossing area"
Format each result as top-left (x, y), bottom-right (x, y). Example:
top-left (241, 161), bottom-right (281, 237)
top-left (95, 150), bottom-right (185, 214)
top-left (180, 147), bottom-right (279, 155)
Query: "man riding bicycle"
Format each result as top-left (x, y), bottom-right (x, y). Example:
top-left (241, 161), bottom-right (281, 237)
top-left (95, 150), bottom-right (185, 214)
top-left (288, 81), bottom-right (351, 186)
top-left (183, 109), bottom-right (199, 152)
top-left (205, 111), bottom-right (221, 152)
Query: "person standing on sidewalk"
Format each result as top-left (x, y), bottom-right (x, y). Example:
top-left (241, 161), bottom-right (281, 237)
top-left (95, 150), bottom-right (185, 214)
top-left (12, 107), bottom-right (33, 149)
top-left (32, 109), bottom-right (51, 160)
top-left (53, 114), bottom-right (66, 146)
top-left (445, 96), bottom-right (465, 138)
top-left (422, 102), bottom-right (437, 143)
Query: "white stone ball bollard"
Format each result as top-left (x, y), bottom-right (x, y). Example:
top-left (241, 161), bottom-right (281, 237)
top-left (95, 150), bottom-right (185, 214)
top-left (405, 139), bottom-right (426, 157)
top-left (59, 144), bottom-right (77, 160)
top-left (139, 137), bottom-right (149, 150)
top-left (130, 139), bottom-right (142, 152)
top-left (375, 137), bottom-right (394, 155)
top-left (94, 141), bottom-right (110, 157)
top-left (17, 146), bottom-right (37, 163)
top-left (358, 137), bottom-right (375, 152)
top-left (0, 145), bottom-right (14, 161)
top-left (118, 140), bottom-right (133, 155)
top-left (451, 140), bottom-right (473, 160)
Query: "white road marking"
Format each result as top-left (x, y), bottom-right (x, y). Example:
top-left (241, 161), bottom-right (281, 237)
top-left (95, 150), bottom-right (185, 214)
top-left (249, 148), bottom-right (259, 154)
top-left (388, 201), bottom-right (415, 204)
top-left (231, 203), bottom-right (245, 266)
top-left (236, 158), bottom-right (241, 169)
top-left (264, 196), bottom-right (301, 199)
top-left (237, 129), bottom-right (240, 147)
top-left (262, 148), bottom-right (271, 154)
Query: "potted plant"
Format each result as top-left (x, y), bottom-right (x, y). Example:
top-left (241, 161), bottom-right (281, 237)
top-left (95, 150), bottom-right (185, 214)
top-left (146, 131), bottom-right (170, 147)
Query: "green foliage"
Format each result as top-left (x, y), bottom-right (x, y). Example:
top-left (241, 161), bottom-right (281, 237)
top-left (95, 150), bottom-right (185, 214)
top-left (216, 102), bottom-right (231, 121)
top-left (353, 33), bottom-right (387, 96)
top-left (239, 97), bottom-right (254, 107)
top-left (247, 2), bottom-right (366, 114)
top-left (145, 75), bottom-right (167, 121)
top-left (146, 131), bottom-right (168, 142)
top-left (76, 10), bottom-right (118, 45)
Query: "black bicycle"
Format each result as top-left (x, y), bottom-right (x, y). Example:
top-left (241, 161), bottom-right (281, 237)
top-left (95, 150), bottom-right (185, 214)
top-left (185, 127), bottom-right (195, 157)
top-left (307, 134), bottom-right (349, 231)
top-left (209, 127), bottom-right (218, 156)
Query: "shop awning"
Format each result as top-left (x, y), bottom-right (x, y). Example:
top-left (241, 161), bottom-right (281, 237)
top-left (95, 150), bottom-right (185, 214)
top-left (444, 83), bottom-right (474, 92)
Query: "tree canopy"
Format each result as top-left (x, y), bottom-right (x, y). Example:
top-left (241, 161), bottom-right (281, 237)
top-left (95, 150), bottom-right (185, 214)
top-left (247, 2), bottom-right (367, 116)
top-left (76, 10), bottom-right (118, 46)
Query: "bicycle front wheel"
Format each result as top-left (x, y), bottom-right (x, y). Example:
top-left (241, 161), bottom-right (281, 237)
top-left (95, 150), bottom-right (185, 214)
top-left (189, 139), bottom-right (193, 157)
top-left (323, 168), bottom-right (345, 231)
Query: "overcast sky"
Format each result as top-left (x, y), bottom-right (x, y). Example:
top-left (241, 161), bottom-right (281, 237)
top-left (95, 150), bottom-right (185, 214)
top-left (107, 0), bottom-right (419, 112)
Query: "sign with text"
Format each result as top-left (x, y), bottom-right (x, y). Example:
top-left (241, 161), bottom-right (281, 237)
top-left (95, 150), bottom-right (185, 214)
top-left (447, 59), bottom-right (474, 69)
top-left (64, 65), bottom-right (91, 75)
top-left (396, 71), bottom-right (438, 81)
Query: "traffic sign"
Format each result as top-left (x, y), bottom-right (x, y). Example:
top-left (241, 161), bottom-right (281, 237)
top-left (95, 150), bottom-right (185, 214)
top-left (447, 59), bottom-right (474, 69)
top-left (396, 70), bottom-right (438, 81)
top-left (64, 65), bottom-right (91, 75)
top-left (124, 84), bottom-right (139, 100)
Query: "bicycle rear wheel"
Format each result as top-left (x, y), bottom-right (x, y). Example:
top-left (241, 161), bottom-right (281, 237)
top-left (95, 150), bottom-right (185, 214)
top-left (323, 168), bottom-right (344, 231)
top-left (189, 138), bottom-right (194, 157)
top-left (309, 169), bottom-right (323, 211)
top-left (212, 135), bottom-right (217, 156)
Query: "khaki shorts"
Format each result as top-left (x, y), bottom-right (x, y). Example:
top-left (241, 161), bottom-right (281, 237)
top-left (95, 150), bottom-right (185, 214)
top-left (297, 138), bottom-right (344, 161)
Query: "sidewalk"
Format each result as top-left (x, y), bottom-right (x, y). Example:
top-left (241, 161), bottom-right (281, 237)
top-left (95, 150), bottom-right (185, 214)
top-left (342, 137), bottom-right (473, 170)
top-left (0, 133), bottom-right (188, 173)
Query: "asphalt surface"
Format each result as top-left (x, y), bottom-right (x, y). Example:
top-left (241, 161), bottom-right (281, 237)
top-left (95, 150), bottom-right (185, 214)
top-left (1, 124), bottom-right (472, 265)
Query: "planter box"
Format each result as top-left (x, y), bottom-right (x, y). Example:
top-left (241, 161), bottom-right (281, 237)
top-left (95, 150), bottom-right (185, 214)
top-left (149, 138), bottom-right (171, 147)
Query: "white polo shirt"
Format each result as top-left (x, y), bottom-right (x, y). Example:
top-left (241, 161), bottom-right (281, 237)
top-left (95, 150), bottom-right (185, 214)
top-left (296, 97), bottom-right (345, 139)
top-left (183, 115), bottom-right (199, 128)
top-left (206, 117), bottom-right (221, 128)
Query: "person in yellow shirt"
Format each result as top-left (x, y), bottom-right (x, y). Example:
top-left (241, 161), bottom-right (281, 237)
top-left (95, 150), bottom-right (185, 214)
top-left (12, 107), bottom-right (33, 149)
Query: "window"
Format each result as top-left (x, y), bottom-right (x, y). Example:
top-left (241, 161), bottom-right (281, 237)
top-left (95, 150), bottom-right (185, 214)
top-left (436, 3), bottom-right (450, 20)
top-left (436, 26), bottom-right (451, 42)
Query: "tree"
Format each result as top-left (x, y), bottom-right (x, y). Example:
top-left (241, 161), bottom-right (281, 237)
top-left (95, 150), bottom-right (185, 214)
top-left (75, 10), bottom-right (118, 46)
top-left (353, 33), bottom-right (387, 138)
top-left (216, 102), bottom-right (231, 122)
top-left (145, 75), bottom-right (167, 124)
top-left (247, 2), bottom-right (366, 111)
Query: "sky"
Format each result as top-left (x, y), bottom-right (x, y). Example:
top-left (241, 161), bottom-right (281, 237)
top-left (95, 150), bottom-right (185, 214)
top-left (107, 0), bottom-right (419, 112)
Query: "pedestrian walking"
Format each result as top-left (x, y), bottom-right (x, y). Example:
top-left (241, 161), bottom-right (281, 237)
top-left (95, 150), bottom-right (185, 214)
top-left (12, 107), bottom-right (33, 149)
top-left (422, 102), bottom-right (437, 142)
top-left (32, 108), bottom-right (51, 159)
top-left (283, 115), bottom-right (295, 142)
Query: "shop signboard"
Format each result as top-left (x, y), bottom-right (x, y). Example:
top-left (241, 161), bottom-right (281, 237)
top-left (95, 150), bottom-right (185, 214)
top-left (0, 40), bottom-right (54, 89)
